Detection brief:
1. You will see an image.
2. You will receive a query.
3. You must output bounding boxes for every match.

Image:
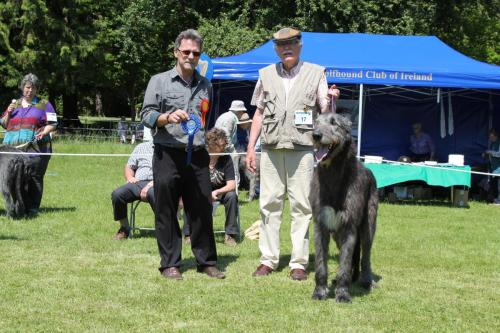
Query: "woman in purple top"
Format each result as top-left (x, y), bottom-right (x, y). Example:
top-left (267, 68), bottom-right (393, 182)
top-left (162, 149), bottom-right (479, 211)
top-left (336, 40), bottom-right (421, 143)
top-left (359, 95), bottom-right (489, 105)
top-left (1, 73), bottom-right (58, 215)
top-left (410, 122), bottom-right (435, 162)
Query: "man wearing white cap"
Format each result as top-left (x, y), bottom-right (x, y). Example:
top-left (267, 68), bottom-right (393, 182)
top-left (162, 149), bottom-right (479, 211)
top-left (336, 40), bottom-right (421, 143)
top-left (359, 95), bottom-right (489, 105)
top-left (246, 27), bottom-right (340, 281)
top-left (215, 100), bottom-right (250, 190)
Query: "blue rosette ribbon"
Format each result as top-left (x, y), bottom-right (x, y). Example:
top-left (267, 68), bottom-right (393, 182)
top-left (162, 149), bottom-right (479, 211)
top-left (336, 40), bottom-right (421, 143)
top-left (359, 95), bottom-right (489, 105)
top-left (181, 114), bottom-right (201, 165)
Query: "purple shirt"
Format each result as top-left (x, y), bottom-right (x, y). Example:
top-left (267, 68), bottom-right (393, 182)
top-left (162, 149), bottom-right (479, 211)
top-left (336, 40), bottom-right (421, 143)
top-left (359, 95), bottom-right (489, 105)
top-left (410, 132), bottom-right (434, 156)
top-left (1, 98), bottom-right (57, 153)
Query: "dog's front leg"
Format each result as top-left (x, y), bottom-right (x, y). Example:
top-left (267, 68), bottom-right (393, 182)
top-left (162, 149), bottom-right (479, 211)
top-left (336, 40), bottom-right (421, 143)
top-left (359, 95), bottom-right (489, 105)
top-left (312, 221), bottom-right (330, 300)
top-left (335, 227), bottom-right (357, 303)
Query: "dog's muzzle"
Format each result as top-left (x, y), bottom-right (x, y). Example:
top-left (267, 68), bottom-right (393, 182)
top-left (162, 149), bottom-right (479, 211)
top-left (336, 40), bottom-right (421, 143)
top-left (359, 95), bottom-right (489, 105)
top-left (314, 144), bottom-right (333, 164)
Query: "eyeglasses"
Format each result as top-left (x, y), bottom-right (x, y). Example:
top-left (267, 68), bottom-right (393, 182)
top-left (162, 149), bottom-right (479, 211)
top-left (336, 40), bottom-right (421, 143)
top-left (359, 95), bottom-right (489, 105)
top-left (177, 49), bottom-right (201, 57)
top-left (275, 39), bottom-right (300, 47)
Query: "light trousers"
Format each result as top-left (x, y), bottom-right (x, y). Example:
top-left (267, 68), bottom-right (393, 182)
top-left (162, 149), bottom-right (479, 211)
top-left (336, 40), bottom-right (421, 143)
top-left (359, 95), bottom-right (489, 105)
top-left (258, 148), bottom-right (313, 270)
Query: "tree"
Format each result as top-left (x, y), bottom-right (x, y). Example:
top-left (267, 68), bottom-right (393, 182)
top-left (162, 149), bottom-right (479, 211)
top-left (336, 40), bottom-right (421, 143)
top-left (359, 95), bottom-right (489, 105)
top-left (0, 0), bottom-right (129, 122)
top-left (1, 0), bottom-right (497, 121)
top-left (110, 0), bottom-right (197, 119)
top-left (430, 0), bottom-right (499, 64)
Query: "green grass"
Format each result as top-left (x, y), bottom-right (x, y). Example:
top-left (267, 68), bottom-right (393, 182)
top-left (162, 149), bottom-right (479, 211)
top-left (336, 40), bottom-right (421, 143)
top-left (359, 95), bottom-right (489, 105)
top-left (0, 141), bottom-right (499, 332)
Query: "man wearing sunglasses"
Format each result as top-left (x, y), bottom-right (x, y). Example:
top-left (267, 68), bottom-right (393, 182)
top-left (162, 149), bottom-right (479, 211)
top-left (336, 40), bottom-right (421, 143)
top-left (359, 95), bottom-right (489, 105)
top-left (141, 29), bottom-right (224, 280)
top-left (246, 27), bottom-right (340, 281)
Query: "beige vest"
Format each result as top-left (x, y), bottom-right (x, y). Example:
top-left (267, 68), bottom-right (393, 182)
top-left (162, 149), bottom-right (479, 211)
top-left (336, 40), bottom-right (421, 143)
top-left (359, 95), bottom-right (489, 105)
top-left (259, 62), bottom-right (324, 149)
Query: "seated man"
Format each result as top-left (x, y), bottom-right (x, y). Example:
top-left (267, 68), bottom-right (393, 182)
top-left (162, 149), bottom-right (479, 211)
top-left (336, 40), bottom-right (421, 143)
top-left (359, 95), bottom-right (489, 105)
top-left (484, 128), bottom-right (500, 204)
top-left (183, 128), bottom-right (240, 246)
top-left (111, 139), bottom-right (154, 239)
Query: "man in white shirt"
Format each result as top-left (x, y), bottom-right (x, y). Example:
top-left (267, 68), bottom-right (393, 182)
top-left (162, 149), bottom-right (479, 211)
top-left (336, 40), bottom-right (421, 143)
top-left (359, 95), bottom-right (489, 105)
top-left (215, 100), bottom-right (250, 191)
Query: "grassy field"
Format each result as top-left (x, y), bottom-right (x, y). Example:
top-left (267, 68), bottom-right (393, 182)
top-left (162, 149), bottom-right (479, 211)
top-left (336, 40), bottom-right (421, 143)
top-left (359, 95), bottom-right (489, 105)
top-left (0, 141), bottom-right (499, 332)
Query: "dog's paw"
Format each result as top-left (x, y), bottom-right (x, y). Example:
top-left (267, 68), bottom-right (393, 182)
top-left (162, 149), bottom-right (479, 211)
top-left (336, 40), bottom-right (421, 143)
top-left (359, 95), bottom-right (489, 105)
top-left (312, 286), bottom-right (329, 300)
top-left (359, 278), bottom-right (373, 290)
top-left (335, 288), bottom-right (352, 303)
top-left (359, 274), bottom-right (379, 290)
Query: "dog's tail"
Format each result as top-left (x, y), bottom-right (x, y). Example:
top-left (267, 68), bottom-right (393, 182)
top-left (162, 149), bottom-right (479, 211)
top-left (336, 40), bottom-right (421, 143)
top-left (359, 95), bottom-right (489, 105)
top-left (7, 157), bottom-right (27, 218)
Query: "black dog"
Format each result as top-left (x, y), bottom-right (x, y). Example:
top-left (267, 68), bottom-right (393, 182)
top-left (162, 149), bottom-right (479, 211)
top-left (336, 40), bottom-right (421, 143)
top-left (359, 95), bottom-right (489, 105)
top-left (310, 113), bottom-right (378, 303)
top-left (0, 146), bottom-right (34, 218)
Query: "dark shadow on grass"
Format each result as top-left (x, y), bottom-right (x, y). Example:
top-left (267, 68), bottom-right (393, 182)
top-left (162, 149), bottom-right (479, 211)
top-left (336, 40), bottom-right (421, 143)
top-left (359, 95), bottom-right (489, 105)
top-left (276, 251), bottom-right (382, 300)
top-left (0, 206), bottom-right (79, 218)
top-left (277, 253), bottom-right (340, 273)
top-left (0, 234), bottom-right (24, 241)
top-left (38, 206), bottom-right (77, 213)
top-left (179, 254), bottom-right (238, 273)
top-left (327, 273), bottom-right (382, 300)
top-left (130, 230), bottom-right (235, 241)
top-left (382, 199), bottom-right (469, 208)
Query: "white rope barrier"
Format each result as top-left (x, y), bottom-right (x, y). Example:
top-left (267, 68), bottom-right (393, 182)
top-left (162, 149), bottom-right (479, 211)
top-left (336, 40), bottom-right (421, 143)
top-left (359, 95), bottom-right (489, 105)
top-left (0, 148), bottom-right (498, 178)
top-left (0, 150), bottom-right (252, 157)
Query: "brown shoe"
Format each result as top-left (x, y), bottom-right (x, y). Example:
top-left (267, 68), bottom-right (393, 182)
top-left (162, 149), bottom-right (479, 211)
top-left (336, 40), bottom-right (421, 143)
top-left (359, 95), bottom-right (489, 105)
top-left (161, 267), bottom-right (183, 280)
top-left (252, 264), bottom-right (273, 277)
top-left (224, 234), bottom-right (237, 246)
top-left (113, 227), bottom-right (129, 240)
top-left (198, 266), bottom-right (225, 279)
top-left (290, 268), bottom-right (308, 281)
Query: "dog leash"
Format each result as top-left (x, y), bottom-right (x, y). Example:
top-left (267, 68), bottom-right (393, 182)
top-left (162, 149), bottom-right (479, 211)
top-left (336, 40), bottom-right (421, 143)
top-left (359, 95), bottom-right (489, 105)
top-left (14, 135), bottom-right (42, 151)
top-left (15, 138), bottom-right (37, 150)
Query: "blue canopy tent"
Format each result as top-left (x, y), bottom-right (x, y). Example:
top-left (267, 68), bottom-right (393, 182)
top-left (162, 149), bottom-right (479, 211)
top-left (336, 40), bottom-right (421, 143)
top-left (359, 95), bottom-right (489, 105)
top-left (211, 32), bottom-right (500, 166)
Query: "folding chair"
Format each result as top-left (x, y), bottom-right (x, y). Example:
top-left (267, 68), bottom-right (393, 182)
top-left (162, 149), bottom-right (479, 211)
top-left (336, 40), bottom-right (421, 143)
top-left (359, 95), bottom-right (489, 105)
top-left (128, 200), bottom-right (155, 238)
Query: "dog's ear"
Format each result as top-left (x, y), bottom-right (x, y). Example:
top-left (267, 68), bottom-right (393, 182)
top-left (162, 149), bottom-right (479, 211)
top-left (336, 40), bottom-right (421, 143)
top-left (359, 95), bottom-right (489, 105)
top-left (336, 114), bottom-right (352, 131)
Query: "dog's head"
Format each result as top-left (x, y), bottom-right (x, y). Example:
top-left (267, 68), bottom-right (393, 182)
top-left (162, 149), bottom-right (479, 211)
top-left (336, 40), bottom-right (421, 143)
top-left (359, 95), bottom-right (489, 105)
top-left (312, 112), bottom-right (352, 165)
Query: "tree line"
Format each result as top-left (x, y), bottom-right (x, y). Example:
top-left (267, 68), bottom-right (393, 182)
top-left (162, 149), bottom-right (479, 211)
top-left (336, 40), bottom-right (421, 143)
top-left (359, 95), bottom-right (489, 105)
top-left (0, 0), bottom-right (498, 123)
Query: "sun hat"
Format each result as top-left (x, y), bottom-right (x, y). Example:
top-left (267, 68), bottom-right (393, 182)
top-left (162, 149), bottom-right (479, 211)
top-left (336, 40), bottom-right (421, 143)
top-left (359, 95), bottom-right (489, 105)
top-left (238, 113), bottom-right (252, 124)
top-left (228, 100), bottom-right (247, 112)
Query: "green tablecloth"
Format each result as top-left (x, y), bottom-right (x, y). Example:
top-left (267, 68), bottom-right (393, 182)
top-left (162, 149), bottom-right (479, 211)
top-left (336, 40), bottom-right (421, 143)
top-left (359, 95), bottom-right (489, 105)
top-left (364, 163), bottom-right (471, 188)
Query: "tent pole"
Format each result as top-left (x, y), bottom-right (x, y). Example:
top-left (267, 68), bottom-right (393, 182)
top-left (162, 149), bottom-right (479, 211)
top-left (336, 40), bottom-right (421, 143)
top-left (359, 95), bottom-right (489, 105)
top-left (357, 84), bottom-right (364, 159)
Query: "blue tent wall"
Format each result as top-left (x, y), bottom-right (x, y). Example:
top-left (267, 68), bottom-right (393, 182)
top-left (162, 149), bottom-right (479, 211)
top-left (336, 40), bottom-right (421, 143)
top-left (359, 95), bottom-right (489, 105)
top-left (211, 32), bottom-right (500, 167)
top-left (211, 81), bottom-right (499, 167)
top-left (361, 93), bottom-right (494, 165)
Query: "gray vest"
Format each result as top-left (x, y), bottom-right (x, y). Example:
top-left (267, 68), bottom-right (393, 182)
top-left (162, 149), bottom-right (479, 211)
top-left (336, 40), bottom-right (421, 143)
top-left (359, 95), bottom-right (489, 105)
top-left (259, 62), bottom-right (324, 149)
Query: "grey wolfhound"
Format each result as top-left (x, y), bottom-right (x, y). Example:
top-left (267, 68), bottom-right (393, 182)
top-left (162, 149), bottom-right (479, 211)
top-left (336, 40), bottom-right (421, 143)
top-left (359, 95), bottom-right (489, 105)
top-left (0, 146), bottom-right (34, 218)
top-left (310, 112), bottom-right (378, 303)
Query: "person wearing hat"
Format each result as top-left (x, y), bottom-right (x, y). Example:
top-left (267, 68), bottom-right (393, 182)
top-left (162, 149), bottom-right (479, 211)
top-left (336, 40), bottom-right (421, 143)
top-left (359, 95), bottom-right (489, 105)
top-left (237, 112), bottom-right (252, 128)
top-left (215, 100), bottom-right (250, 191)
top-left (246, 27), bottom-right (340, 281)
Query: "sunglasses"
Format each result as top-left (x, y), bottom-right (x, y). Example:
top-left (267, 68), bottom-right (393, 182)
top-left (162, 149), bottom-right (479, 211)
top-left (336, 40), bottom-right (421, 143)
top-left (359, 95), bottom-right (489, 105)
top-left (177, 49), bottom-right (201, 57)
top-left (275, 39), bottom-right (300, 47)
